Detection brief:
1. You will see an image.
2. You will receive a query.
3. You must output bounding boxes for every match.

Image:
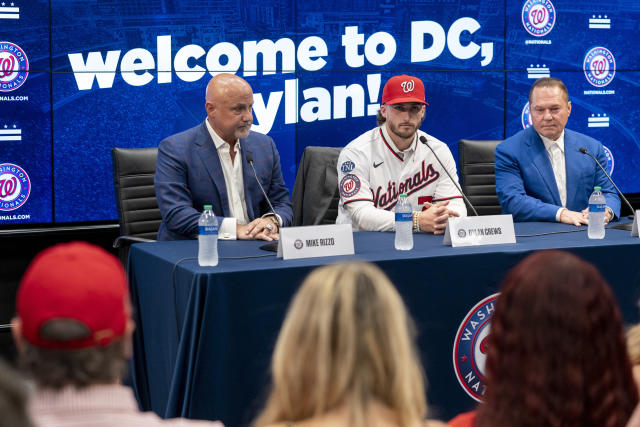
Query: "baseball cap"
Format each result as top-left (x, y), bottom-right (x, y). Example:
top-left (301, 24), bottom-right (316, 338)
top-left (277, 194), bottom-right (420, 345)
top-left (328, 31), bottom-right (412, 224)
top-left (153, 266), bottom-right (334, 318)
top-left (382, 74), bottom-right (429, 105)
top-left (17, 242), bottom-right (128, 350)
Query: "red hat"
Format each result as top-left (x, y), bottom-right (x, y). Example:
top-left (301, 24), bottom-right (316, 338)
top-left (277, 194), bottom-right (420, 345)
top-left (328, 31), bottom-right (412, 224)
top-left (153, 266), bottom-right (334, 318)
top-left (17, 242), bottom-right (128, 350)
top-left (382, 74), bottom-right (429, 105)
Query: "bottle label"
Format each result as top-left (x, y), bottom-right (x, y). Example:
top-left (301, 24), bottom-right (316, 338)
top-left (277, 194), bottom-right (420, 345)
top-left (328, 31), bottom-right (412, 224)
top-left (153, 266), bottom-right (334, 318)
top-left (589, 203), bottom-right (606, 213)
top-left (199, 225), bottom-right (219, 235)
top-left (395, 212), bottom-right (412, 222)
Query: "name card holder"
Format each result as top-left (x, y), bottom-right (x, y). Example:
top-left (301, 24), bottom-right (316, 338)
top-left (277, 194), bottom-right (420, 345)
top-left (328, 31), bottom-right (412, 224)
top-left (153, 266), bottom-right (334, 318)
top-left (278, 224), bottom-right (355, 260)
top-left (443, 215), bottom-right (516, 247)
top-left (632, 210), bottom-right (639, 237)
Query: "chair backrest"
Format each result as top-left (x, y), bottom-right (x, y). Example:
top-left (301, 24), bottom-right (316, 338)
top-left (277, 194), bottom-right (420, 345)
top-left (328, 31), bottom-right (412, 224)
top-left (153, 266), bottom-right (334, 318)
top-left (291, 146), bottom-right (342, 226)
top-left (111, 147), bottom-right (161, 239)
top-left (458, 139), bottom-right (502, 215)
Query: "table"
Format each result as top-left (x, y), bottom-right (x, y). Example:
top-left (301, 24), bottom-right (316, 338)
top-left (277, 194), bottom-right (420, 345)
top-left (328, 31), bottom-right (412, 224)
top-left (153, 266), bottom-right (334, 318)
top-left (128, 222), bottom-right (640, 426)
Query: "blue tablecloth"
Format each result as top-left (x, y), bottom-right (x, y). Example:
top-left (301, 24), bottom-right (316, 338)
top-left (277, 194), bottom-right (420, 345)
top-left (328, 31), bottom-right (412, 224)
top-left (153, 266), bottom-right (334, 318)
top-left (128, 222), bottom-right (640, 426)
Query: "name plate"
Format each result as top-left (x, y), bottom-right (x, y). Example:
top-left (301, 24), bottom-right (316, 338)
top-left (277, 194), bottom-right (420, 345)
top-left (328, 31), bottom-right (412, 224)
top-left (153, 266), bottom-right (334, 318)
top-left (277, 224), bottom-right (355, 260)
top-left (443, 215), bottom-right (516, 247)
top-left (632, 210), bottom-right (639, 237)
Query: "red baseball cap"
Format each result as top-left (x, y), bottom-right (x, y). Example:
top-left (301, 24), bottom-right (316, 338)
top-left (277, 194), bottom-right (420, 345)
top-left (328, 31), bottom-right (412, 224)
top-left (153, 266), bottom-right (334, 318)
top-left (17, 242), bottom-right (128, 350)
top-left (382, 74), bottom-right (429, 105)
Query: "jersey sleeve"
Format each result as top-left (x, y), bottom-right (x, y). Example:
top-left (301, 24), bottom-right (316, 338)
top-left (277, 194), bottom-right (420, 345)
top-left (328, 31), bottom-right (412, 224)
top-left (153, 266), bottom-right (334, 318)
top-left (430, 141), bottom-right (467, 217)
top-left (337, 145), bottom-right (395, 231)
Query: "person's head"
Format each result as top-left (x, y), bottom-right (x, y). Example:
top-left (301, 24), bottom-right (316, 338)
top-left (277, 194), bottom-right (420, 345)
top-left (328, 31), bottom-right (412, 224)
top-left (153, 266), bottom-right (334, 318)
top-left (12, 242), bottom-right (135, 390)
top-left (205, 73), bottom-right (254, 144)
top-left (378, 75), bottom-right (428, 142)
top-left (627, 324), bottom-right (640, 395)
top-left (476, 250), bottom-right (637, 427)
top-left (0, 358), bottom-right (34, 427)
top-left (528, 77), bottom-right (571, 141)
top-left (255, 262), bottom-right (427, 427)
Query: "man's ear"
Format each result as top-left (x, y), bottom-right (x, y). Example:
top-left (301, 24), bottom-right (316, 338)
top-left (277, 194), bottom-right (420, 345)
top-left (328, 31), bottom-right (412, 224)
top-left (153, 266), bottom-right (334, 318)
top-left (11, 317), bottom-right (24, 353)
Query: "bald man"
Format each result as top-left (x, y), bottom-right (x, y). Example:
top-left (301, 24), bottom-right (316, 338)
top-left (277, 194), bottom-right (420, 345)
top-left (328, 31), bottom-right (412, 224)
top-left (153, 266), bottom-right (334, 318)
top-left (155, 74), bottom-right (292, 241)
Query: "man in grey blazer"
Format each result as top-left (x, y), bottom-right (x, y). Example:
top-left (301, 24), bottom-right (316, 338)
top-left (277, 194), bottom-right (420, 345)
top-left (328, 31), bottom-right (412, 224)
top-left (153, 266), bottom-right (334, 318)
top-left (155, 74), bottom-right (292, 241)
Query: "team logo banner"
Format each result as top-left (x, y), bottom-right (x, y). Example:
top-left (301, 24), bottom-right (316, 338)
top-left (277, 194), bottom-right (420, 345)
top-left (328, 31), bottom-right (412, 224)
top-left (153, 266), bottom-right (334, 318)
top-left (0, 42), bottom-right (28, 91)
top-left (453, 293), bottom-right (499, 401)
top-left (0, 162), bottom-right (30, 211)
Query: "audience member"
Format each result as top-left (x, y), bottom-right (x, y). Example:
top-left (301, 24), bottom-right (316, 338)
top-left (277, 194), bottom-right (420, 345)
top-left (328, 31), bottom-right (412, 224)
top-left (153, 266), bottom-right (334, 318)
top-left (0, 357), bottom-right (34, 427)
top-left (12, 241), bottom-right (223, 427)
top-left (627, 324), bottom-right (640, 393)
top-left (254, 261), bottom-right (446, 427)
top-left (450, 250), bottom-right (637, 427)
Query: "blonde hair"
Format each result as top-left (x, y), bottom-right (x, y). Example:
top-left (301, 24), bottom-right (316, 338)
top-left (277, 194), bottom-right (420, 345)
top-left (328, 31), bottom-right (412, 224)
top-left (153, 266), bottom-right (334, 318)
top-left (254, 262), bottom-right (427, 427)
top-left (628, 324), bottom-right (640, 366)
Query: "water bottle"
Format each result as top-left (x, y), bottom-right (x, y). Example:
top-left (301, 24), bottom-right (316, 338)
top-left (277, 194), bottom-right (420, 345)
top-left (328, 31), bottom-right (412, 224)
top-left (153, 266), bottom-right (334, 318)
top-left (588, 186), bottom-right (606, 239)
top-left (198, 205), bottom-right (219, 266)
top-left (395, 193), bottom-right (413, 250)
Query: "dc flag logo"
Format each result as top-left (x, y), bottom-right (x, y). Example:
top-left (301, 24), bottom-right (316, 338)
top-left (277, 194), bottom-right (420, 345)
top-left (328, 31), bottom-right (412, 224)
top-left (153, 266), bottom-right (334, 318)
top-left (0, 163), bottom-right (31, 211)
top-left (0, 42), bottom-right (29, 92)
top-left (522, 0), bottom-right (556, 37)
top-left (521, 102), bottom-right (533, 129)
top-left (584, 47), bottom-right (616, 87)
top-left (453, 293), bottom-right (499, 402)
top-left (400, 80), bottom-right (415, 93)
top-left (603, 146), bottom-right (614, 176)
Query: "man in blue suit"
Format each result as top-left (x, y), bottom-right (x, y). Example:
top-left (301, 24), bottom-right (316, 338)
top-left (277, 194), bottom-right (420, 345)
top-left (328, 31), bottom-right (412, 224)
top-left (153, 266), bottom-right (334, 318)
top-left (155, 73), bottom-right (292, 241)
top-left (495, 77), bottom-right (619, 225)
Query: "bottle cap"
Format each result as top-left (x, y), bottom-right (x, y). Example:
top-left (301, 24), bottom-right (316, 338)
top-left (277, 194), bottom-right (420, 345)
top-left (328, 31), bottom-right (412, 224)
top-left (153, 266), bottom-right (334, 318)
top-left (204, 204), bottom-right (212, 210)
top-left (594, 187), bottom-right (601, 191)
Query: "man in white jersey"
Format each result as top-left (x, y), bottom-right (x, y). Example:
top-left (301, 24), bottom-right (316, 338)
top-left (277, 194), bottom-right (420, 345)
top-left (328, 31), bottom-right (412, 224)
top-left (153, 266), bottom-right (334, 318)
top-left (336, 74), bottom-right (466, 234)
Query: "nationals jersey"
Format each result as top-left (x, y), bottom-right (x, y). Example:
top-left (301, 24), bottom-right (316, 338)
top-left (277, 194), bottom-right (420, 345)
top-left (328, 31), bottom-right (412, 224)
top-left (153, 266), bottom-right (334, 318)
top-left (336, 125), bottom-right (466, 231)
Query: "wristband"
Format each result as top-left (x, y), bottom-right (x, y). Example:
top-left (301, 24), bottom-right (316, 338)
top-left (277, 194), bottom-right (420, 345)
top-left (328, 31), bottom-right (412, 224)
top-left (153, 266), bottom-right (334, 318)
top-left (413, 212), bottom-right (420, 233)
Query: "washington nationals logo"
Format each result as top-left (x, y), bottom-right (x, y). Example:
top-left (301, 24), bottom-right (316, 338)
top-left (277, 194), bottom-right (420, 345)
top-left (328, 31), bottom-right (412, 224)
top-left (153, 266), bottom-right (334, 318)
top-left (400, 80), bottom-right (415, 93)
top-left (339, 174), bottom-right (361, 198)
top-left (522, 0), bottom-right (556, 37)
top-left (521, 102), bottom-right (533, 129)
top-left (294, 239), bottom-right (303, 250)
top-left (0, 163), bottom-right (31, 211)
top-left (584, 47), bottom-right (616, 87)
top-left (0, 42), bottom-right (29, 92)
top-left (453, 293), bottom-right (499, 402)
top-left (603, 145), bottom-right (614, 176)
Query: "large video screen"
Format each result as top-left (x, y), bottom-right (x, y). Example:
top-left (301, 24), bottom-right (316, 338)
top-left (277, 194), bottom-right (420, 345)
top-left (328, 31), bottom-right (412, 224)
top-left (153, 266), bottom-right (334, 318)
top-left (1, 0), bottom-right (638, 226)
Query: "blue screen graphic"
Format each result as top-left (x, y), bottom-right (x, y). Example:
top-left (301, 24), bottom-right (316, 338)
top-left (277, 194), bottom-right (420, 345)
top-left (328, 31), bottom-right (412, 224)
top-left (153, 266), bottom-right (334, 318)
top-left (0, 0), bottom-right (638, 226)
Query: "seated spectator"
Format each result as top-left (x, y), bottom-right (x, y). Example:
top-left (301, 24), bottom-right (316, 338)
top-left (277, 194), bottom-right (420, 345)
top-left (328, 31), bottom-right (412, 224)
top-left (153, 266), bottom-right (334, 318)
top-left (254, 261), bottom-right (446, 427)
top-left (0, 357), bottom-right (34, 427)
top-left (627, 324), bottom-right (640, 394)
top-left (450, 250), bottom-right (637, 427)
top-left (12, 242), bottom-right (223, 427)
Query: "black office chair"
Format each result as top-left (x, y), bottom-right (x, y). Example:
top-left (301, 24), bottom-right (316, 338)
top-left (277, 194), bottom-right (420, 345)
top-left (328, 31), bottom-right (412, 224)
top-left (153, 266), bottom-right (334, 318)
top-left (291, 146), bottom-right (342, 226)
top-left (111, 147), bottom-right (161, 264)
top-left (458, 139), bottom-right (502, 215)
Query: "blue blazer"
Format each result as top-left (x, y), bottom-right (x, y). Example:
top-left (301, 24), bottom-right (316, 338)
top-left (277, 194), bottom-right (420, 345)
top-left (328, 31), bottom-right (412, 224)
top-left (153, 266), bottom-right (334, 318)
top-left (155, 122), bottom-right (293, 240)
top-left (494, 126), bottom-right (620, 222)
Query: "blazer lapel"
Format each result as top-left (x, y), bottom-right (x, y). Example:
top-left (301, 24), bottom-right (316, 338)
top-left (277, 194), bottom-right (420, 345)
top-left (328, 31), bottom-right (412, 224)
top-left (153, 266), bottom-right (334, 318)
top-left (240, 138), bottom-right (256, 220)
top-left (526, 128), bottom-right (561, 206)
top-left (563, 133), bottom-right (581, 209)
top-left (196, 122), bottom-right (231, 217)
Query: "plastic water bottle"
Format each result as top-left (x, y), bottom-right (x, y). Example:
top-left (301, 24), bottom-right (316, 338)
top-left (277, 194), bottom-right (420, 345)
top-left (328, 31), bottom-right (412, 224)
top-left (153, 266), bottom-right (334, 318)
top-left (198, 205), bottom-right (219, 266)
top-left (395, 193), bottom-right (413, 250)
top-left (588, 186), bottom-right (606, 239)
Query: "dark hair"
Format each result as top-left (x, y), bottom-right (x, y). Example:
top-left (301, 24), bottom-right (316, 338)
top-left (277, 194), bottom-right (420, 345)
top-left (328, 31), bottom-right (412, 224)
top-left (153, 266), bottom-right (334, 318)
top-left (0, 358), bottom-right (34, 427)
top-left (475, 250), bottom-right (637, 427)
top-left (19, 319), bottom-right (127, 389)
top-left (376, 109), bottom-right (386, 126)
top-left (529, 77), bottom-right (569, 104)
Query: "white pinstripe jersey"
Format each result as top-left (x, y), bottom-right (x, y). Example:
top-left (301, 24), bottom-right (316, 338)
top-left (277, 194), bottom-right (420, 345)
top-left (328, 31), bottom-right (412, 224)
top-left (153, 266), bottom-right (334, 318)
top-left (336, 125), bottom-right (466, 231)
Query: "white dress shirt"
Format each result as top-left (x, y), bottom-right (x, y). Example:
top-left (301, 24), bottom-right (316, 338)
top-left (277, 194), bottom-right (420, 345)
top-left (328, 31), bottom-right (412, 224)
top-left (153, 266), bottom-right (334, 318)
top-left (539, 131), bottom-right (567, 222)
top-left (205, 120), bottom-right (249, 239)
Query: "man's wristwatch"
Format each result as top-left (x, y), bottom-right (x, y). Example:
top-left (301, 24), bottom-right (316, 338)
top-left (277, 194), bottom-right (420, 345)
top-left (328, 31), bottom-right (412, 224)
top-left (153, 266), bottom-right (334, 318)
top-left (605, 206), bottom-right (614, 220)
